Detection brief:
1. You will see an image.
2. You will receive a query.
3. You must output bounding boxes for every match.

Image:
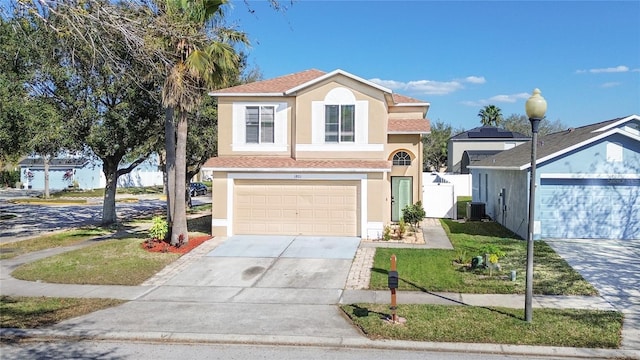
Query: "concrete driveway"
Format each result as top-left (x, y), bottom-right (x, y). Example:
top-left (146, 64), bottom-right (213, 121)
top-left (51, 235), bottom-right (364, 340)
top-left (546, 238), bottom-right (640, 348)
top-left (145, 235), bottom-right (361, 304)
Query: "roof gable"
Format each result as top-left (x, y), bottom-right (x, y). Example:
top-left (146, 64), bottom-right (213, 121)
top-left (209, 69), bottom-right (428, 108)
top-left (470, 115), bottom-right (640, 170)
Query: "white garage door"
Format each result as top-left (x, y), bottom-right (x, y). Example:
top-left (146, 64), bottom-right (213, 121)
top-left (234, 180), bottom-right (359, 236)
top-left (539, 178), bottom-right (640, 240)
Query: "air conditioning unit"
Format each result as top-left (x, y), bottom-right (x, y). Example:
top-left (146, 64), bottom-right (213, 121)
top-left (466, 202), bottom-right (486, 221)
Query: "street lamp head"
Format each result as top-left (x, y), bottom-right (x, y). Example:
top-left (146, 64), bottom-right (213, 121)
top-left (525, 88), bottom-right (547, 119)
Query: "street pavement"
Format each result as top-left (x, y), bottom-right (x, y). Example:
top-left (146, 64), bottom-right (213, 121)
top-left (0, 213), bottom-right (638, 359)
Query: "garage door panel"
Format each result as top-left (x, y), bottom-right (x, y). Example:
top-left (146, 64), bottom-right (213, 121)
top-left (540, 179), bottom-right (639, 240)
top-left (234, 180), bottom-right (359, 236)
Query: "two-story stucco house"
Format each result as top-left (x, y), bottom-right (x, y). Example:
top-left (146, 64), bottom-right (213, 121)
top-left (204, 69), bottom-right (430, 239)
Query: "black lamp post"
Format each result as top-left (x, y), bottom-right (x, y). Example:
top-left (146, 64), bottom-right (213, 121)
top-left (524, 88), bottom-right (547, 323)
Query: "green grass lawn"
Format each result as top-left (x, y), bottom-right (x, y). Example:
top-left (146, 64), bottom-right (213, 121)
top-left (0, 227), bottom-right (112, 260)
top-left (369, 219), bottom-right (597, 295)
top-left (1, 296), bottom-right (125, 329)
top-left (11, 238), bottom-right (180, 285)
top-left (341, 303), bottom-right (622, 348)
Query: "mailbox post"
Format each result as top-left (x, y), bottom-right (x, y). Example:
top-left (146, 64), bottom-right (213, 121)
top-left (388, 254), bottom-right (398, 323)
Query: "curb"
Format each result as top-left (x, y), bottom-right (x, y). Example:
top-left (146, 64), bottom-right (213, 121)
top-left (1, 328), bottom-right (637, 359)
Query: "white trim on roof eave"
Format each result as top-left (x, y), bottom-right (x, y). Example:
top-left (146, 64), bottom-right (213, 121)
top-left (388, 131), bottom-right (430, 135)
top-left (592, 114), bottom-right (640, 132)
top-left (209, 167), bottom-right (391, 173)
top-left (285, 69), bottom-right (392, 95)
top-left (394, 102), bottom-right (431, 107)
top-left (519, 127), bottom-right (640, 170)
top-left (207, 92), bottom-right (285, 97)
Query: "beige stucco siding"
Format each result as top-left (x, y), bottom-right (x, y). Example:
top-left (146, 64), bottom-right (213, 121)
top-left (386, 134), bottom-right (424, 205)
top-left (388, 105), bottom-right (425, 119)
top-left (292, 76), bottom-right (388, 160)
top-left (216, 96), bottom-right (295, 157)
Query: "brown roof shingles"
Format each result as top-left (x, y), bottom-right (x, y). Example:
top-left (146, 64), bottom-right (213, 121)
top-left (203, 156), bottom-right (391, 171)
top-left (210, 69), bottom-right (326, 94)
top-left (388, 119), bottom-right (430, 133)
top-left (210, 69), bottom-right (429, 105)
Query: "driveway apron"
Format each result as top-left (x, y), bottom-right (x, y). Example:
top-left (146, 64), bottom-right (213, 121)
top-left (51, 236), bottom-right (364, 340)
top-left (546, 238), bottom-right (640, 349)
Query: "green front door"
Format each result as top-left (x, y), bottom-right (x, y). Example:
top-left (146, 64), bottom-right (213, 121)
top-left (391, 176), bottom-right (412, 222)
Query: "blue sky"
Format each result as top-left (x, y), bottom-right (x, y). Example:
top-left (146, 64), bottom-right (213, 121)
top-left (225, 1), bottom-right (640, 131)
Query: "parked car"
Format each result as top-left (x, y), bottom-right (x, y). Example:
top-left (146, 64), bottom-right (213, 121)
top-left (189, 182), bottom-right (207, 197)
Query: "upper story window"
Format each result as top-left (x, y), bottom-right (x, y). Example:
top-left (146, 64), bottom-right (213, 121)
top-left (393, 151), bottom-right (412, 166)
top-left (606, 142), bottom-right (623, 162)
top-left (246, 106), bottom-right (275, 144)
top-left (325, 105), bottom-right (355, 143)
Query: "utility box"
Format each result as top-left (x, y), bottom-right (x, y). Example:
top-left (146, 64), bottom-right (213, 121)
top-left (466, 202), bottom-right (486, 221)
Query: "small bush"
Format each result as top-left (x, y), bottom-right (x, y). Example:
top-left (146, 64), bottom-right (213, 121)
top-left (0, 170), bottom-right (20, 188)
top-left (397, 219), bottom-right (407, 239)
top-left (148, 216), bottom-right (168, 241)
top-left (402, 201), bottom-right (426, 229)
top-left (383, 225), bottom-right (392, 241)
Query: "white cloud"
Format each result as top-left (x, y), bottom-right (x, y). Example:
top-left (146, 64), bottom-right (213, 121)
top-left (576, 65), bottom-right (630, 74)
top-left (464, 76), bottom-right (486, 84)
top-left (601, 82), bottom-right (622, 88)
top-left (369, 75), bottom-right (485, 95)
top-left (462, 92), bottom-right (531, 107)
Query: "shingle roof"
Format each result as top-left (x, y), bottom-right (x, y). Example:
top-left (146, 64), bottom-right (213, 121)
top-left (202, 156), bottom-right (391, 172)
top-left (209, 69), bottom-right (428, 105)
top-left (210, 69), bottom-right (326, 94)
top-left (451, 126), bottom-right (530, 140)
top-left (471, 117), bottom-right (630, 169)
top-left (388, 119), bottom-right (430, 134)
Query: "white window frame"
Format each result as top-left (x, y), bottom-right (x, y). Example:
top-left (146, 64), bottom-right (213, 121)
top-left (392, 151), bottom-right (412, 166)
top-left (245, 105), bottom-right (275, 144)
top-left (325, 104), bottom-right (355, 143)
top-left (232, 102), bottom-right (288, 152)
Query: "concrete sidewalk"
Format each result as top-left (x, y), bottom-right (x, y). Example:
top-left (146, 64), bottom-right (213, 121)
top-left (1, 220), bottom-right (638, 359)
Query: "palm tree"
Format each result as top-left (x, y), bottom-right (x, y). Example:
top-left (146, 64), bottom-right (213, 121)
top-left (478, 105), bottom-right (503, 127)
top-left (160, 0), bottom-right (247, 245)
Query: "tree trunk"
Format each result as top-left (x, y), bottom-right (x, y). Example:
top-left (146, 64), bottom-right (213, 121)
top-left (43, 156), bottom-right (50, 199)
top-left (164, 107), bottom-right (176, 226)
top-left (171, 109), bottom-right (188, 245)
top-left (102, 160), bottom-right (118, 226)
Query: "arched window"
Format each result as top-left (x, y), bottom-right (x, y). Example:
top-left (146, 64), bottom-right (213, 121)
top-left (393, 151), bottom-right (412, 166)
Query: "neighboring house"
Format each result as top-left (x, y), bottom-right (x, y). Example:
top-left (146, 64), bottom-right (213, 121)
top-left (205, 69), bottom-right (430, 239)
top-left (468, 115), bottom-right (640, 241)
top-left (19, 157), bottom-right (101, 190)
top-left (447, 126), bottom-right (529, 173)
top-left (19, 154), bottom-right (164, 191)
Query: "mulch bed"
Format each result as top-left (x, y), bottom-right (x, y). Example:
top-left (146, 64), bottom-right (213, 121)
top-left (141, 235), bottom-right (212, 254)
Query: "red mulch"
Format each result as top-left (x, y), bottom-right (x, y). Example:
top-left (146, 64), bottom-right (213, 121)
top-left (141, 235), bottom-right (212, 254)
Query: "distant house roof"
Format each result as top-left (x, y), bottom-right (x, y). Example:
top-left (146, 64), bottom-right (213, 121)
top-left (19, 157), bottom-right (90, 169)
top-left (460, 150), bottom-right (503, 174)
top-left (469, 115), bottom-right (640, 170)
top-left (450, 126), bottom-right (530, 141)
top-left (209, 69), bottom-right (429, 109)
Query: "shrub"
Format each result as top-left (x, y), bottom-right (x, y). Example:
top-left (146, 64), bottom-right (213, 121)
top-left (383, 225), bottom-right (392, 241)
top-left (148, 216), bottom-right (168, 241)
top-left (402, 201), bottom-right (426, 229)
top-left (397, 218), bottom-right (407, 239)
top-left (0, 170), bottom-right (20, 188)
